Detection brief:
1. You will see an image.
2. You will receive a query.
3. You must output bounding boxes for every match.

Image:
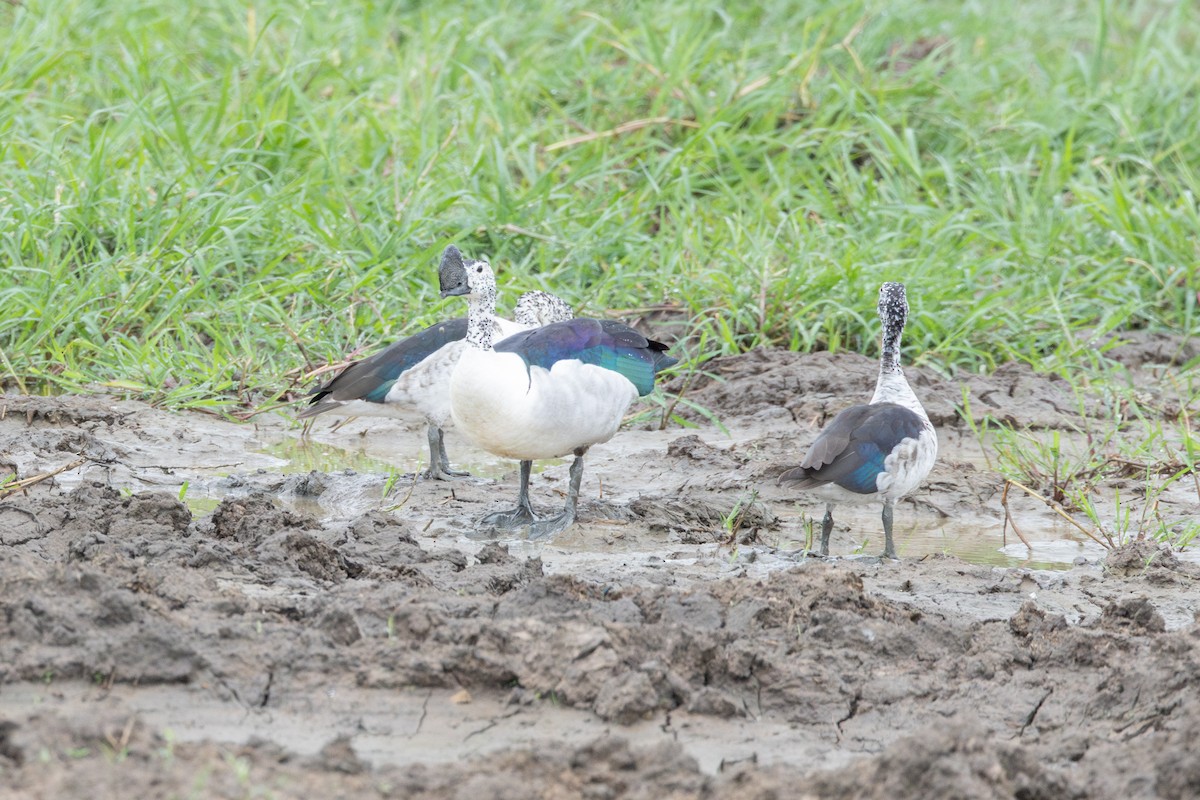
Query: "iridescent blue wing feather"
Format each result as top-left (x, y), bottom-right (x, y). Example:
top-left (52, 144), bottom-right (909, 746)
top-left (493, 318), bottom-right (676, 396)
top-left (779, 402), bottom-right (925, 494)
top-left (298, 318), bottom-right (468, 417)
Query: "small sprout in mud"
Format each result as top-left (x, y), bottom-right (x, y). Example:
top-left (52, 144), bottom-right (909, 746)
top-left (158, 729), bottom-right (177, 762)
top-left (41, 669), bottom-right (54, 685)
top-left (255, 620), bottom-right (263, 636)
top-left (1173, 520), bottom-right (1200, 550)
top-left (66, 747), bottom-right (91, 759)
top-left (799, 513), bottom-right (816, 554)
top-left (178, 481), bottom-right (189, 501)
top-left (386, 614), bottom-right (396, 639)
top-left (382, 469), bottom-right (401, 498)
top-left (103, 718), bottom-right (135, 763)
top-left (225, 753), bottom-right (253, 784)
top-left (383, 469), bottom-right (421, 511)
top-left (120, 487), bottom-right (133, 497)
top-left (720, 490), bottom-right (759, 546)
top-left (102, 742), bottom-right (129, 764)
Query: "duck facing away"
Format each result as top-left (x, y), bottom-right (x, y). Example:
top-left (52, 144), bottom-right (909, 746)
top-left (443, 256), bottom-right (677, 539)
top-left (778, 282), bottom-right (937, 559)
top-left (297, 245), bottom-right (573, 480)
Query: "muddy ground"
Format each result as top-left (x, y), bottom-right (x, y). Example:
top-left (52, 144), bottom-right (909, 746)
top-left (1, 343), bottom-right (1199, 799)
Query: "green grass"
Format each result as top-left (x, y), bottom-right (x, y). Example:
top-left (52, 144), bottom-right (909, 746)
top-left (979, 364), bottom-right (1200, 550)
top-left (1, 0), bottom-right (1198, 410)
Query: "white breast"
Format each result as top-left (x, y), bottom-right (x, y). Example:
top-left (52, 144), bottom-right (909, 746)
top-left (450, 349), bottom-right (638, 460)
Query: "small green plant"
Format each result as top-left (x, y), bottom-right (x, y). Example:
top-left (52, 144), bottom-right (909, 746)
top-left (381, 469), bottom-right (401, 498)
top-left (224, 753), bottom-right (253, 785)
top-left (102, 718), bottom-right (135, 764)
top-left (991, 370), bottom-right (1200, 551)
top-left (382, 469), bottom-right (420, 511)
top-left (177, 480), bottom-right (190, 502)
top-left (719, 490), bottom-right (759, 546)
top-left (157, 729), bottom-right (177, 763)
top-left (799, 512), bottom-right (816, 554)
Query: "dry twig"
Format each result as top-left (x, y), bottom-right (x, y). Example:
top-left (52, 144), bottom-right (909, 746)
top-left (1004, 478), bottom-right (1111, 550)
top-left (0, 457), bottom-right (87, 500)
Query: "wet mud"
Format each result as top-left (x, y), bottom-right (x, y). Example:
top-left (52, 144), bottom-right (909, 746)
top-left (1, 348), bottom-right (1199, 799)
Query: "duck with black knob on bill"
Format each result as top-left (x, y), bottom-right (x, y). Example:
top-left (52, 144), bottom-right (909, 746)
top-left (777, 281), bottom-right (937, 560)
top-left (442, 253), bottom-right (678, 540)
top-left (296, 245), bottom-right (573, 480)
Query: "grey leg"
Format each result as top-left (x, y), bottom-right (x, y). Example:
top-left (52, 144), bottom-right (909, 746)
top-left (421, 424), bottom-right (469, 480)
top-left (435, 428), bottom-right (469, 478)
top-left (881, 501), bottom-right (898, 559)
top-left (820, 504), bottom-right (834, 556)
top-left (526, 449), bottom-right (586, 540)
top-left (482, 460), bottom-right (538, 529)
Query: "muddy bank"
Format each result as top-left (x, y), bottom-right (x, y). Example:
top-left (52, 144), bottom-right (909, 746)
top-left (1, 349), bottom-right (1199, 798)
top-left (2, 480), bottom-right (1200, 798)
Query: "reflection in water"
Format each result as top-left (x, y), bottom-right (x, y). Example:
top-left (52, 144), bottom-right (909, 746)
top-left (258, 434), bottom-right (562, 482)
top-left (770, 504), bottom-right (1116, 570)
top-left (257, 438), bottom-right (412, 476)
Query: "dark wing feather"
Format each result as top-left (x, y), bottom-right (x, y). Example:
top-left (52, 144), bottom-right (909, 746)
top-left (778, 403), bottom-right (925, 494)
top-left (297, 318), bottom-right (467, 418)
top-left (493, 318), bottom-right (677, 396)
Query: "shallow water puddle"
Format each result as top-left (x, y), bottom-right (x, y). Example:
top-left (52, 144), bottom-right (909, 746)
top-left (0, 681), bottom-right (841, 776)
top-left (256, 437), bottom-right (406, 476)
top-left (244, 423), bottom-right (1176, 569)
top-left (7, 395), bottom-right (1190, 570)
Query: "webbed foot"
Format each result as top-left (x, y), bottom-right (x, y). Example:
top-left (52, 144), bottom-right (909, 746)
top-left (482, 506), bottom-right (539, 530)
top-left (525, 509), bottom-right (576, 540)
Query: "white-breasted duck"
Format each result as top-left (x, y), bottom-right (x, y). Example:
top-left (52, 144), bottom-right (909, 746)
top-left (297, 245), bottom-right (573, 480)
top-left (442, 255), bottom-right (677, 539)
top-left (778, 282), bottom-right (937, 559)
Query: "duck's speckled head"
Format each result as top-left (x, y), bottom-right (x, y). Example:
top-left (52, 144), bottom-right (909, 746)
top-left (438, 245), bottom-right (496, 304)
top-left (878, 281), bottom-right (908, 329)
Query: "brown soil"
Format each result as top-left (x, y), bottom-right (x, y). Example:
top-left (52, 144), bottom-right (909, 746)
top-left (1, 348), bottom-right (1199, 799)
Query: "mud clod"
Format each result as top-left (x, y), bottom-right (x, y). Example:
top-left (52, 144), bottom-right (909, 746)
top-left (311, 735), bottom-right (366, 775)
top-left (808, 720), bottom-right (1080, 800)
top-left (629, 492), bottom-right (777, 543)
top-left (1099, 596), bottom-right (1166, 633)
top-left (210, 492), bottom-right (316, 544)
top-left (593, 670), bottom-right (660, 723)
top-left (1009, 601), bottom-right (1067, 637)
top-left (1104, 540), bottom-right (1194, 583)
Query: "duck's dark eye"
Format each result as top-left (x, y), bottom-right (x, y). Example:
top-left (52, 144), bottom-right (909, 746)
top-left (475, 266), bottom-right (483, 273)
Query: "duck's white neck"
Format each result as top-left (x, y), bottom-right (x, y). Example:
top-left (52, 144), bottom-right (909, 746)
top-left (870, 316), bottom-right (927, 419)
